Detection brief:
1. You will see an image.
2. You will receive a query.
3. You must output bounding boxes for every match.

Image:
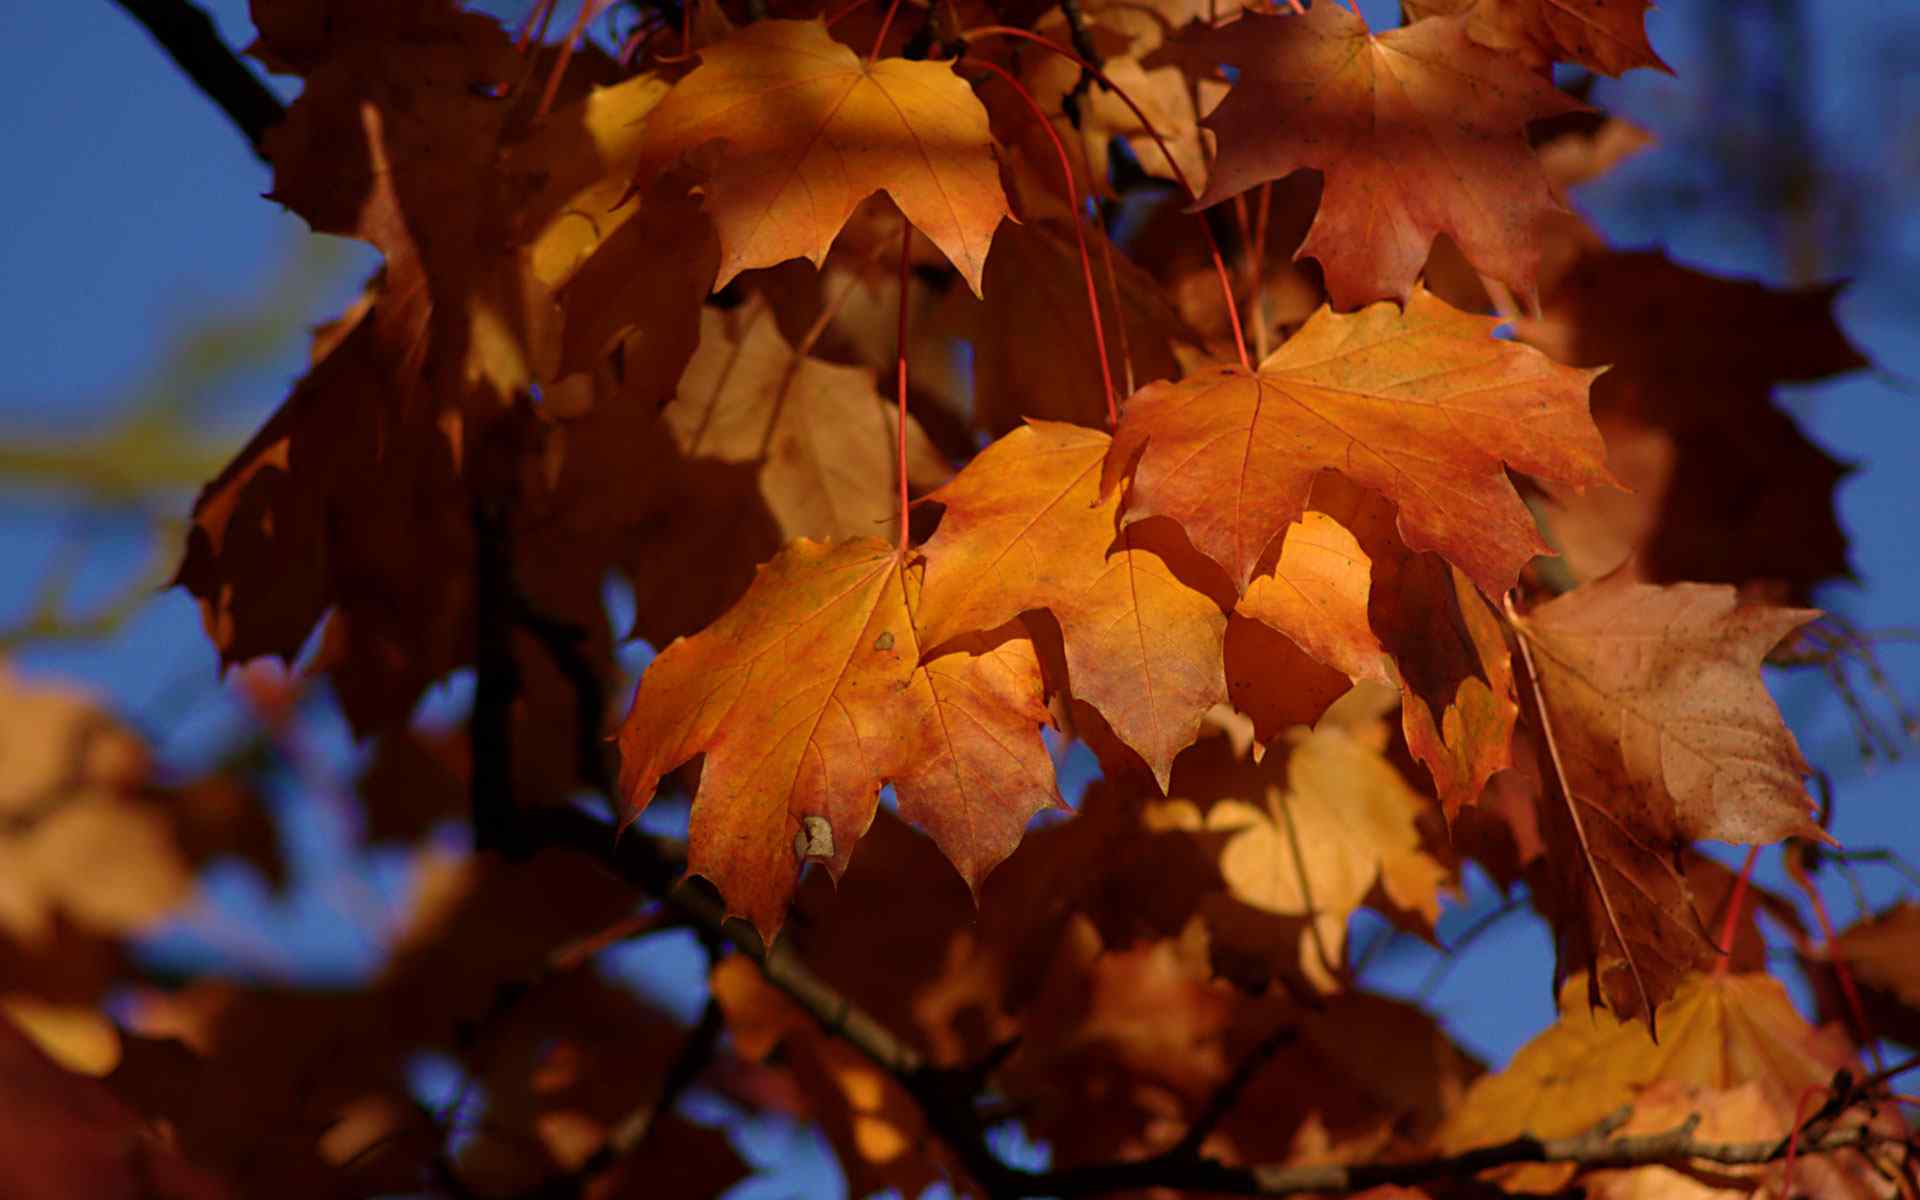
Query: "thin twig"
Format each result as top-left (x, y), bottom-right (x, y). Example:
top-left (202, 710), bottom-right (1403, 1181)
top-left (1165, 1022), bottom-right (1296, 1162)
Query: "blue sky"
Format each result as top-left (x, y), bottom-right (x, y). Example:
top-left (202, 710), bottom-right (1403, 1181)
top-left (3, 1), bottom-right (1918, 1193)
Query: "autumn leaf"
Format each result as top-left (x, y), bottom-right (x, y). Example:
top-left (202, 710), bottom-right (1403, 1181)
top-left (1236, 511), bottom-right (1389, 692)
top-left (916, 421), bottom-right (1230, 789)
top-left (1106, 286), bottom-right (1614, 598)
top-left (1005, 0), bottom-right (1224, 200)
top-left (1316, 470), bottom-right (1522, 818)
top-left (0, 1014), bottom-right (228, 1200)
top-left (1148, 713), bottom-right (1451, 991)
top-left (1225, 508), bottom-right (1387, 741)
top-left (617, 538), bottom-right (1060, 940)
top-left (1003, 916), bottom-right (1478, 1171)
top-left (1517, 251), bottom-right (1866, 601)
top-left (1813, 903), bottom-right (1920, 1051)
top-left (1438, 972), bottom-right (1891, 1196)
top-left (935, 216), bottom-right (1196, 435)
top-left (1188, 4), bottom-right (1585, 308)
top-left (179, 29), bottom-right (688, 735)
top-left (668, 302), bottom-right (947, 546)
top-left (1518, 573), bottom-right (1822, 850)
top-left (1402, 0), bottom-right (1669, 77)
top-left (712, 956), bottom-right (958, 1197)
top-left (632, 19), bottom-right (1009, 295)
top-left (1513, 570), bottom-right (1824, 1019)
top-left (0, 663), bottom-right (204, 949)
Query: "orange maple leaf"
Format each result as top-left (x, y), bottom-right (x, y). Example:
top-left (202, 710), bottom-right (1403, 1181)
top-left (616, 538), bottom-right (1060, 942)
top-left (1308, 473), bottom-right (1520, 817)
top-left (632, 19), bottom-right (1009, 295)
top-left (1105, 286), bottom-right (1614, 599)
top-left (915, 421), bottom-right (1230, 790)
top-left (1188, 5), bottom-right (1585, 308)
top-left (1226, 509), bottom-right (1390, 741)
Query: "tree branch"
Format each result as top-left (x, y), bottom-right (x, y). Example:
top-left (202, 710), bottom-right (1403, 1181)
top-left (481, 512), bottom-right (1916, 1200)
top-left (109, 0), bottom-right (286, 159)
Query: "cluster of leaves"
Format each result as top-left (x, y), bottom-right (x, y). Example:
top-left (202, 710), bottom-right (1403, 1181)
top-left (12, 0), bottom-right (1920, 1195)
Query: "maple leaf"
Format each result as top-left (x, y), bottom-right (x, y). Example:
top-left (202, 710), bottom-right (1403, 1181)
top-left (1815, 903), bottom-right (1920, 1051)
top-left (1148, 713), bottom-right (1451, 991)
top-left (1513, 570), bottom-right (1824, 1020)
top-left (669, 302), bottom-right (948, 545)
top-left (1309, 474), bottom-right (1521, 817)
top-left (616, 538), bottom-right (1061, 941)
top-left (1002, 915), bottom-right (1478, 1171)
top-left (916, 421), bottom-right (1230, 789)
top-left (1225, 509), bottom-right (1388, 740)
top-left (1517, 251), bottom-right (1866, 601)
top-left (1188, 4), bottom-right (1585, 308)
top-left (1402, 0), bottom-right (1669, 77)
top-left (179, 27), bottom-right (695, 735)
top-left (1438, 972), bottom-right (1894, 1197)
top-left (1003, 0), bottom-right (1225, 201)
top-left (1237, 511), bottom-right (1389, 695)
top-left (1105, 286), bottom-right (1614, 598)
top-left (632, 19), bottom-right (1009, 295)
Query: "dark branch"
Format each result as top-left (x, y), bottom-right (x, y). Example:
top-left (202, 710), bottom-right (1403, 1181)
top-left (109, 0), bottom-right (286, 158)
top-left (478, 458), bottom-right (1916, 1200)
top-left (470, 501), bottom-right (523, 856)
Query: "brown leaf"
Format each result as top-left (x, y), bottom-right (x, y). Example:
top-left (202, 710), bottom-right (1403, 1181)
top-left (1816, 902), bottom-right (1920, 1051)
top-left (1005, 916), bottom-right (1478, 1171)
top-left (713, 956), bottom-right (962, 1197)
top-left (1403, 0), bottom-right (1669, 76)
top-left (1514, 570), bottom-right (1823, 1020)
top-left (0, 1014), bottom-right (228, 1200)
top-left (1518, 251), bottom-right (1866, 602)
top-left (668, 302), bottom-right (947, 546)
top-left (177, 38), bottom-right (690, 735)
top-left (1188, 5), bottom-right (1585, 308)
top-left (1235, 511), bottom-right (1389, 693)
top-left (937, 217), bottom-right (1196, 435)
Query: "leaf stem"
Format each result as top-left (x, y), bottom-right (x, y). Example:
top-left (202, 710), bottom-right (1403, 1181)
top-left (537, 0), bottom-right (607, 118)
top-left (1787, 845), bottom-right (1882, 1068)
top-left (896, 217), bottom-right (914, 554)
top-left (1505, 590), bottom-right (1657, 1030)
top-left (1251, 183), bottom-right (1273, 357)
top-left (959, 26), bottom-right (1252, 369)
top-left (1713, 845), bottom-right (1760, 976)
top-left (962, 57), bottom-right (1118, 426)
top-left (870, 0), bottom-right (908, 64)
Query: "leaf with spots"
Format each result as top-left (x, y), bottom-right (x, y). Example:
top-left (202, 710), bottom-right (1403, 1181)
top-left (1513, 569), bottom-right (1826, 1021)
top-left (616, 539), bottom-right (1060, 942)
